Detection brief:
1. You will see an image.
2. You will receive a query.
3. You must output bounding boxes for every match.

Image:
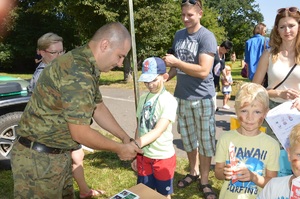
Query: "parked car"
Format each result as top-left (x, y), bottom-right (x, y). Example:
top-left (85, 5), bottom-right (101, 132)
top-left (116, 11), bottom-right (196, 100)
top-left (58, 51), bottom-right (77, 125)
top-left (0, 76), bottom-right (30, 169)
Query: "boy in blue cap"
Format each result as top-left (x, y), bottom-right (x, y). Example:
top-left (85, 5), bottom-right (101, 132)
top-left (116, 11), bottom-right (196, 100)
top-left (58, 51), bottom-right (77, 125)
top-left (131, 57), bottom-right (178, 199)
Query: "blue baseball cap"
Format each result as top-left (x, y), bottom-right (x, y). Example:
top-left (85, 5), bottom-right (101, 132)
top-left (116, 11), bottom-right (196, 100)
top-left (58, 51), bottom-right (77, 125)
top-left (138, 57), bottom-right (166, 82)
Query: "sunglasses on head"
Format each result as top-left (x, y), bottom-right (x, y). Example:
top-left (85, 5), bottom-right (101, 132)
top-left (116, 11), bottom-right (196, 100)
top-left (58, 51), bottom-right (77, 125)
top-left (182, 0), bottom-right (196, 4)
top-left (277, 7), bottom-right (299, 14)
top-left (182, 0), bottom-right (201, 8)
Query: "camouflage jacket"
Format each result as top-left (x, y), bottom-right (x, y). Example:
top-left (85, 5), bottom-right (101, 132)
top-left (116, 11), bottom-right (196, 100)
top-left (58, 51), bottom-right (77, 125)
top-left (17, 45), bottom-right (102, 149)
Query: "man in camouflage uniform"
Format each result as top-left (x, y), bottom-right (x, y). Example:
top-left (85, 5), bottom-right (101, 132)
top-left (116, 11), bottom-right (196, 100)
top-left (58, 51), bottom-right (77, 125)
top-left (11, 22), bottom-right (142, 199)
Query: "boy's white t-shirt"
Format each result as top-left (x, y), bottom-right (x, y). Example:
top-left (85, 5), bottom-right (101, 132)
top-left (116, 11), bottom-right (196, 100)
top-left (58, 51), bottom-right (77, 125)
top-left (257, 175), bottom-right (291, 199)
top-left (136, 90), bottom-right (177, 159)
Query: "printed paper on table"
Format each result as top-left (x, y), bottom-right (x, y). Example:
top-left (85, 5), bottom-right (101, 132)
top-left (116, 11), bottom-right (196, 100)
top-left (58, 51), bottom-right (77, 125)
top-left (110, 189), bottom-right (139, 199)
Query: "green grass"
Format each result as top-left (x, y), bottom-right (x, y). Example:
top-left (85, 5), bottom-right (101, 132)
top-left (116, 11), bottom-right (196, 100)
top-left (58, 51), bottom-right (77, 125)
top-left (0, 131), bottom-right (223, 199)
top-left (0, 60), bottom-right (248, 198)
top-left (72, 149), bottom-right (224, 199)
top-left (0, 73), bottom-right (32, 80)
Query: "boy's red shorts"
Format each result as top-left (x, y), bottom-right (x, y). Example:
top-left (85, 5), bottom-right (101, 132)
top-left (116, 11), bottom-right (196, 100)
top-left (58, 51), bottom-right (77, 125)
top-left (137, 154), bottom-right (176, 180)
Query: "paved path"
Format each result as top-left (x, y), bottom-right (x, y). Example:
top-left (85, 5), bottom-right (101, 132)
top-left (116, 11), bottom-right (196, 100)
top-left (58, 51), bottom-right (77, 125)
top-left (0, 86), bottom-right (237, 170)
top-left (94, 86), bottom-right (237, 160)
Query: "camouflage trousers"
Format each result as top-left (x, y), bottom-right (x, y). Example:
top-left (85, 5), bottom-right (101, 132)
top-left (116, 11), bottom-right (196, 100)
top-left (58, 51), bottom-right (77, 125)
top-left (11, 141), bottom-right (74, 199)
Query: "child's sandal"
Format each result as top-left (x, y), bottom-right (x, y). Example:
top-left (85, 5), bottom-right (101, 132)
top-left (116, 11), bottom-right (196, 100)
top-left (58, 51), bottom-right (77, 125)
top-left (198, 183), bottom-right (217, 199)
top-left (177, 174), bottom-right (199, 188)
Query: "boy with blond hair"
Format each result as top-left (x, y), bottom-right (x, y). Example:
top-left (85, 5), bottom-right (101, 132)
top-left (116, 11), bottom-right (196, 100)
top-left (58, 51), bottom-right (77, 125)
top-left (258, 123), bottom-right (300, 198)
top-left (215, 82), bottom-right (280, 199)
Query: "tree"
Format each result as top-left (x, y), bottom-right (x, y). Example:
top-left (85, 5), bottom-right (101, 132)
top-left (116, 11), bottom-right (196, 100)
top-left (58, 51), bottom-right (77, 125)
top-left (0, 0), bottom-right (80, 71)
top-left (206, 0), bottom-right (264, 59)
top-left (1, 0), bottom-right (227, 75)
top-left (201, 1), bottom-right (226, 44)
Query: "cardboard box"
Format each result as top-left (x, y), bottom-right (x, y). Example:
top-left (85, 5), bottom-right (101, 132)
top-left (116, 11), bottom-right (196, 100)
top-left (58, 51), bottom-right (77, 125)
top-left (111, 183), bottom-right (166, 199)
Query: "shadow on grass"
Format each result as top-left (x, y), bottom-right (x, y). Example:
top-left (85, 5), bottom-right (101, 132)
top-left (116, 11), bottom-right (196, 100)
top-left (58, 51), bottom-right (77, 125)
top-left (1, 151), bottom-right (223, 199)
top-left (84, 150), bottom-right (133, 170)
top-left (83, 150), bottom-right (222, 198)
top-left (0, 169), bottom-right (13, 198)
top-left (0, 159), bottom-right (11, 170)
top-left (174, 168), bottom-right (221, 198)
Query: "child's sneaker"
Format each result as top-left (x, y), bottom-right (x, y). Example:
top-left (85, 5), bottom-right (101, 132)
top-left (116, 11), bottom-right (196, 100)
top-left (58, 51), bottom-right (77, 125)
top-left (223, 105), bottom-right (230, 110)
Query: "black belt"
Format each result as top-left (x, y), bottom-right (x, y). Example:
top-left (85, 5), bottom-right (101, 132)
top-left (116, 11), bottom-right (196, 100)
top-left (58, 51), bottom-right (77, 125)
top-left (18, 136), bottom-right (69, 154)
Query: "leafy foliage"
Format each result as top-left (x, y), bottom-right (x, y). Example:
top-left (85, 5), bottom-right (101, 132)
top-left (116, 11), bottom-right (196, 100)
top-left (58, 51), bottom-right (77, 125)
top-left (206, 0), bottom-right (264, 58)
top-left (0, 0), bottom-right (262, 72)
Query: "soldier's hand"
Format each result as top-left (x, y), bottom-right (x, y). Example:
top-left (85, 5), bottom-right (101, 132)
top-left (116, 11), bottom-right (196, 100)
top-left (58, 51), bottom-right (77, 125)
top-left (122, 136), bottom-right (131, 144)
top-left (116, 142), bottom-right (143, 161)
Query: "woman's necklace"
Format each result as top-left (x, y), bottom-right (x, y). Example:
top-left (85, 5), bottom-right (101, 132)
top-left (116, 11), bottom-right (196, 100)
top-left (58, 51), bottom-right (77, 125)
top-left (281, 49), bottom-right (292, 57)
